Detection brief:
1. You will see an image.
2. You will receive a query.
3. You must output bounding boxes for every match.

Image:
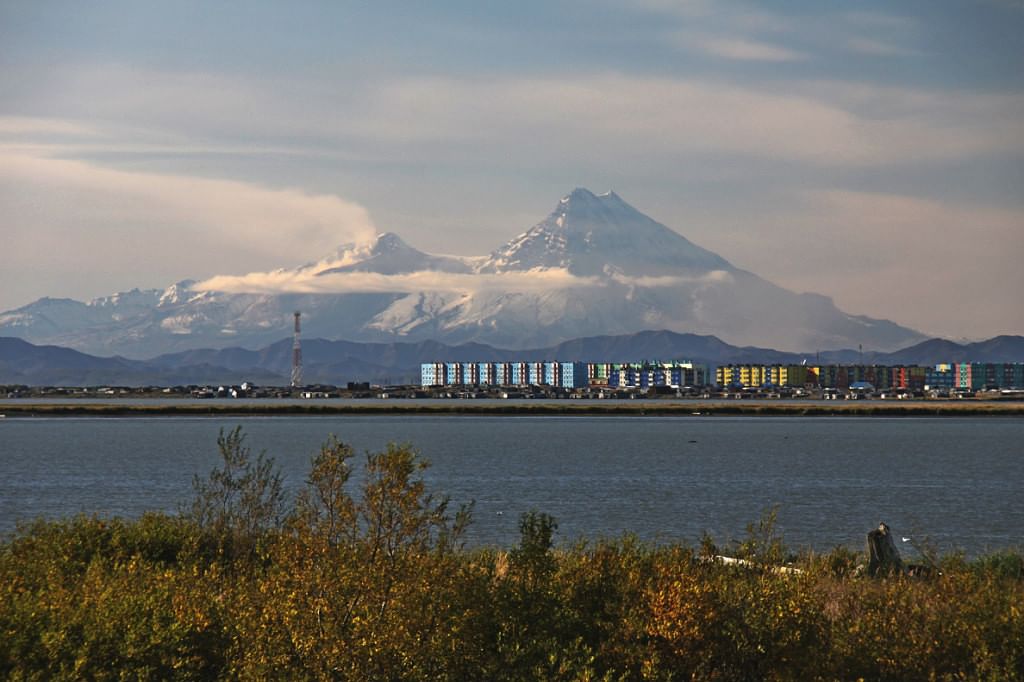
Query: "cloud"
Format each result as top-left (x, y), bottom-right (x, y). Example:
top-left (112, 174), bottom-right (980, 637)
top-left (358, 74), bottom-right (1024, 168)
top-left (192, 257), bottom-right (736, 297)
top-left (832, 11), bottom-right (926, 57)
top-left (607, 271), bottom-right (734, 288)
top-left (619, 0), bottom-right (713, 17)
top-left (194, 267), bottom-right (598, 296)
top-left (840, 10), bottom-right (918, 31)
top-left (716, 188), bottom-right (1024, 338)
top-left (691, 37), bottom-right (806, 62)
top-left (845, 37), bottom-right (925, 58)
top-left (9, 64), bottom-right (1022, 173)
top-left (0, 2), bottom-right (1019, 346)
top-left (654, 5), bottom-right (927, 65)
top-left (0, 116), bottom-right (98, 136)
top-left (0, 150), bottom-right (376, 303)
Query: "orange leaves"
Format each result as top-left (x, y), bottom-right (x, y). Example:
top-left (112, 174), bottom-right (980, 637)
top-left (647, 570), bottom-right (718, 661)
top-left (3, 515), bottom-right (1023, 680)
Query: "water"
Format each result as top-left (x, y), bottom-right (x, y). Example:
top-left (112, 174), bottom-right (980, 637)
top-left (1, 415), bottom-right (1022, 556)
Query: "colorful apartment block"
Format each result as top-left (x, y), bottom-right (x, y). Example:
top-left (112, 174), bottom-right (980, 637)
top-left (717, 364), bottom-right (937, 390)
top-left (420, 360), bottom-right (701, 389)
top-left (605, 361), bottom-right (708, 389)
top-left (926, 364), bottom-right (954, 390)
top-left (420, 361), bottom-right (590, 388)
top-left (423, 360), bottom-right (1023, 391)
top-left (717, 364), bottom-right (814, 388)
top-left (952, 362), bottom-right (1024, 389)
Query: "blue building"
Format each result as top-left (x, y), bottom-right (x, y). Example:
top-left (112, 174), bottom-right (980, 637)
top-left (926, 364), bottom-right (954, 391)
top-left (420, 361), bottom-right (590, 389)
top-left (420, 360), bottom-right (705, 389)
top-left (420, 362), bottom-right (445, 387)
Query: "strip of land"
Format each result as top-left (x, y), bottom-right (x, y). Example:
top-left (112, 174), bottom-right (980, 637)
top-left (2, 400), bottom-right (1023, 417)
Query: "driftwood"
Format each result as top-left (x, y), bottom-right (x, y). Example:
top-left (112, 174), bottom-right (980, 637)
top-left (866, 522), bottom-right (904, 577)
top-left (709, 555), bottom-right (803, 575)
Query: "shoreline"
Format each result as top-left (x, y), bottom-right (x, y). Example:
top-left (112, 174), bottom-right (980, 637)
top-left (2, 400), bottom-right (1023, 417)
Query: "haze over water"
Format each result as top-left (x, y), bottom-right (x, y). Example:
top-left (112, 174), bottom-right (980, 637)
top-left (2, 415), bottom-right (1021, 557)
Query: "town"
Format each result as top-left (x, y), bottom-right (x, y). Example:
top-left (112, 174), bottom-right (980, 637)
top-left (419, 360), bottom-right (1024, 400)
top-left (5, 361), bottom-right (1023, 403)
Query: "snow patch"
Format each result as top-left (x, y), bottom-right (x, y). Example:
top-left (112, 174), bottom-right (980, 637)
top-left (160, 315), bottom-right (197, 334)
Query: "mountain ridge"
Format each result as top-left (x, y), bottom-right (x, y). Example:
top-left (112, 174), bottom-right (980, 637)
top-left (0, 188), bottom-right (928, 356)
top-left (3, 333), bottom-right (1021, 387)
top-left (478, 188), bottom-right (733, 276)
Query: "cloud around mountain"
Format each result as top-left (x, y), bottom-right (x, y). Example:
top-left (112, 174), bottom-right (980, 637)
top-left (194, 267), bottom-right (596, 296)
top-left (0, 149), bottom-right (378, 308)
top-left (192, 255), bottom-right (734, 296)
top-left (192, 190), bottom-right (738, 297)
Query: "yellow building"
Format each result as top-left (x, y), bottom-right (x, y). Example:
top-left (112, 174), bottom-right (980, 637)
top-left (717, 364), bottom-right (812, 388)
top-left (716, 366), bottom-right (738, 386)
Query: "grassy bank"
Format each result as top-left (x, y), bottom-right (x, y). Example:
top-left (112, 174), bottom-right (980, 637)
top-left (2, 431), bottom-right (1022, 680)
top-left (3, 399), bottom-right (1024, 417)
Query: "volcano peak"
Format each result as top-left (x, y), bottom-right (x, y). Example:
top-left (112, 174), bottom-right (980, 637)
top-left (481, 188), bottom-right (732, 276)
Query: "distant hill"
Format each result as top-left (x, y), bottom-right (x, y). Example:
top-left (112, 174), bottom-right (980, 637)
top-left (142, 331), bottom-right (815, 385)
top-left (0, 337), bottom-right (283, 387)
top-left (2, 332), bottom-right (1021, 387)
top-left (874, 335), bottom-right (1024, 365)
top-left (534, 331), bottom-right (801, 365)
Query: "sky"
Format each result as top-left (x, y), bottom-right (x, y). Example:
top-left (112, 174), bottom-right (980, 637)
top-left (1, 0), bottom-right (1022, 341)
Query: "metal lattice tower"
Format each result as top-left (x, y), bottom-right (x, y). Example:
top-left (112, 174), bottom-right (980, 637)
top-left (290, 311), bottom-right (303, 388)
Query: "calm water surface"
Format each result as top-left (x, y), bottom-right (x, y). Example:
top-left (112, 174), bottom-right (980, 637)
top-left (1, 415), bottom-right (1021, 555)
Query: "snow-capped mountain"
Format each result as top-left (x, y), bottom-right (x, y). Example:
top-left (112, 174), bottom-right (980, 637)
top-left (480, 188), bottom-right (731, 276)
top-left (315, 232), bottom-right (475, 276)
top-left (0, 189), bottom-right (926, 357)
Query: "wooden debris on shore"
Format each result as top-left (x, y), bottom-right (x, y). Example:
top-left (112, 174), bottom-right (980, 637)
top-left (704, 555), bottom-right (804, 575)
top-left (866, 522), bottom-right (904, 577)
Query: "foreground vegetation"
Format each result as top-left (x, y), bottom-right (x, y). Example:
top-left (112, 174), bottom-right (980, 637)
top-left (2, 430), bottom-right (1022, 680)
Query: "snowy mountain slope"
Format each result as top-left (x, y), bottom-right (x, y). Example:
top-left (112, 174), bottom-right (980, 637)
top-left (0, 189), bottom-right (926, 356)
top-left (316, 232), bottom-right (476, 276)
top-left (479, 188), bottom-right (732, 276)
top-left (357, 189), bottom-right (921, 351)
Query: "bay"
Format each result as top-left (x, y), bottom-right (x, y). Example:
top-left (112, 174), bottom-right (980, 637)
top-left (1, 414), bottom-right (1021, 556)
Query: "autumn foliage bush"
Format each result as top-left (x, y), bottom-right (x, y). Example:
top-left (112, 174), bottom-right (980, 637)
top-left (1, 429), bottom-right (1022, 680)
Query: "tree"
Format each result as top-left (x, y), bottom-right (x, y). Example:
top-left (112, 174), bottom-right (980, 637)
top-left (187, 426), bottom-right (285, 563)
top-left (292, 434), bottom-right (357, 546)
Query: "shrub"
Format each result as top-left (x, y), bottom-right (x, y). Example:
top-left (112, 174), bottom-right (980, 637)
top-left (186, 426), bottom-right (285, 565)
top-left (3, 433), bottom-right (1023, 680)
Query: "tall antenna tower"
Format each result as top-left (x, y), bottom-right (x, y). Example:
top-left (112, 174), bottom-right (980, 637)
top-left (290, 311), bottom-right (303, 388)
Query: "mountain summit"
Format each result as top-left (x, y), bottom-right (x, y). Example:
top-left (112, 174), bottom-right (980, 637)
top-left (317, 232), bottom-right (472, 276)
top-left (481, 188), bottom-right (731, 276)
top-left (0, 189), bottom-right (926, 356)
